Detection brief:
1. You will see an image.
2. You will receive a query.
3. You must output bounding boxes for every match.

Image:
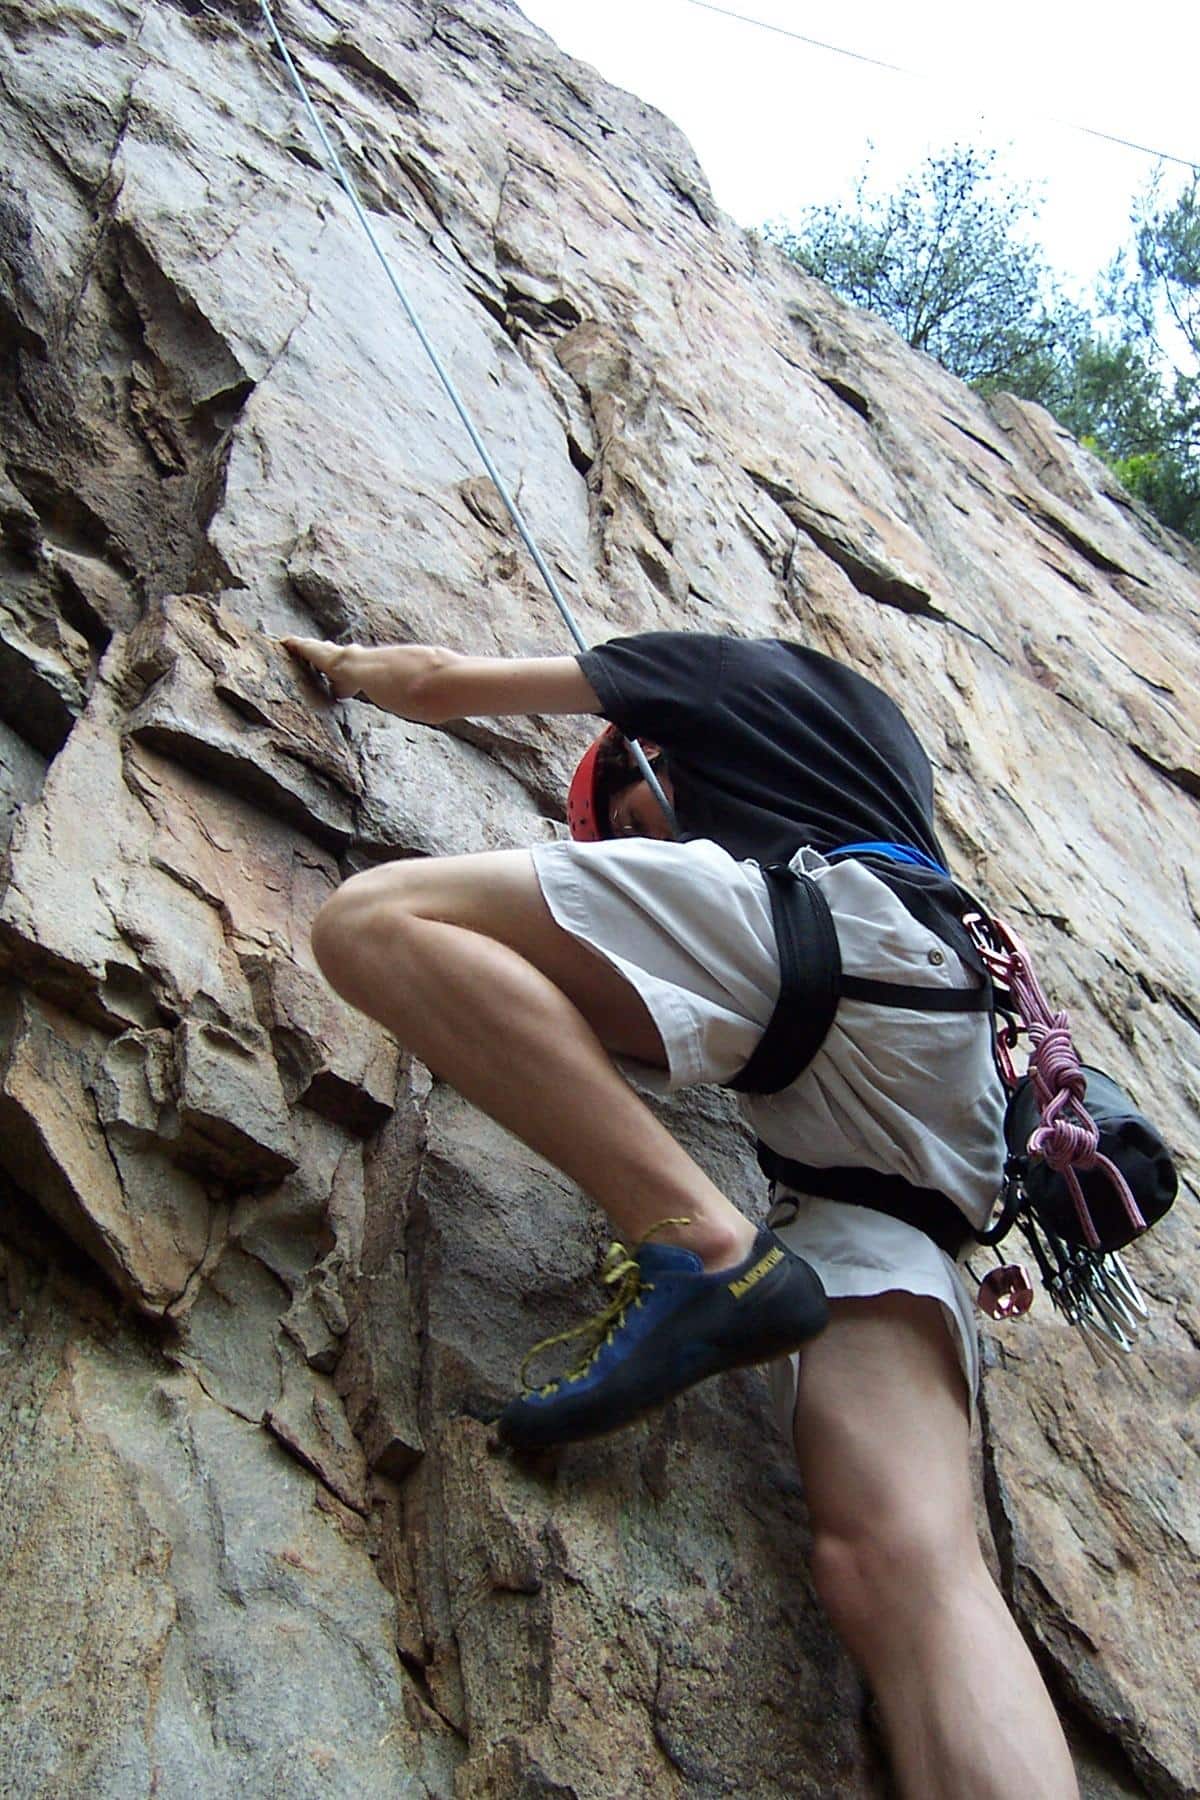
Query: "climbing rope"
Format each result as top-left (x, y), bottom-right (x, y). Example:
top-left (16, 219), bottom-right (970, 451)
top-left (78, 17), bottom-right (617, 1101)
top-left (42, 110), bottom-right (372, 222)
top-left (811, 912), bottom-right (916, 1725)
top-left (966, 910), bottom-right (1145, 1249)
top-left (256, 0), bottom-right (677, 830)
top-left (1005, 943), bottom-right (1144, 1248)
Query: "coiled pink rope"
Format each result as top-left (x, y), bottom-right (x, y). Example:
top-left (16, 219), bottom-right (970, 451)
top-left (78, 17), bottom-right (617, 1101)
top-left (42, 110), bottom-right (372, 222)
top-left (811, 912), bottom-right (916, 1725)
top-left (1004, 944), bottom-right (1145, 1249)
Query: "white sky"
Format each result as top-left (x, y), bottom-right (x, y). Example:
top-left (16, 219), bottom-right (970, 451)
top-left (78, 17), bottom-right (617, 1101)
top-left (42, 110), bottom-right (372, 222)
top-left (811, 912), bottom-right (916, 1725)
top-left (515, 0), bottom-right (1198, 311)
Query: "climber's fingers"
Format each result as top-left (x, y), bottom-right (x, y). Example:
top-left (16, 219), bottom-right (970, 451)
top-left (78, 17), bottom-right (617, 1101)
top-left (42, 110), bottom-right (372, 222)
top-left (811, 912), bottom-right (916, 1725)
top-left (281, 636), bottom-right (365, 700)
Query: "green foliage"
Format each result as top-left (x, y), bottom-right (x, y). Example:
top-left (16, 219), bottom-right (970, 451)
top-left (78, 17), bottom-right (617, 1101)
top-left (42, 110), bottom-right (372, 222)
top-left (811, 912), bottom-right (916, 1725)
top-left (1048, 337), bottom-right (1160, 444)
top-left (1040, 333), bottom-right (1199, 538)
top-left (1114, 173), bottom-right (1200, 364)
top-left (1112, 445), bottom-right (1200, 541)
top-left (767, 151), bottom-right (1200, 545)
top-left (766, 146), bottom-right (1086, 400)
top-left (1084, 174), bottom-right (1200, 541)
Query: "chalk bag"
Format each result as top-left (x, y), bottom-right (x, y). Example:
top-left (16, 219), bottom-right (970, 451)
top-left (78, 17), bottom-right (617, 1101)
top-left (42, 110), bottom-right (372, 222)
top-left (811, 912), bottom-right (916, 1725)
top-left (1003, 1065), bottom-right (1178, 1253)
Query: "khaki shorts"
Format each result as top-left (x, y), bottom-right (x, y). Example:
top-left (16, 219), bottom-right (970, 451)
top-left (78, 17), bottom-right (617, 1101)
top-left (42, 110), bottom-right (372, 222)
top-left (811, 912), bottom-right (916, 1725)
top-left (529, 837), bottom-right (1003, 1428)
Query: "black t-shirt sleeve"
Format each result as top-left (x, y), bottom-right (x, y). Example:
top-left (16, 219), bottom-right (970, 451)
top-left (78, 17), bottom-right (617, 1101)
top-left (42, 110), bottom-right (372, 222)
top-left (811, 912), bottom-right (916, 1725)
top-left (576, 632), bottom-right (724, 745)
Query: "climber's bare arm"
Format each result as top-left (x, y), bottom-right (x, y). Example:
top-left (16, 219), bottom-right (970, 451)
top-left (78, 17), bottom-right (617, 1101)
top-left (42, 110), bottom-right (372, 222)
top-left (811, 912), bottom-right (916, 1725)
top-left (281, 638), bottom-right (601, 724)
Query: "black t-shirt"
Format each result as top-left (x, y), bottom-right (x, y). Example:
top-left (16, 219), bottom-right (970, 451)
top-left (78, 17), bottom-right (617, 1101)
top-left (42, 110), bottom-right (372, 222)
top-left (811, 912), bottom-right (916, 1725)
top-left (577, 631), bottom-right (978, 964)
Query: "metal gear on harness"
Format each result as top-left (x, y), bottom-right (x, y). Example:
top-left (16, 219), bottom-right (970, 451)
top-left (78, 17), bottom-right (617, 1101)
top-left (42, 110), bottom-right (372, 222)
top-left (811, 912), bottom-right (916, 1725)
top-left (963, 904), bottom-right (1178, 1355)
top-left (724, 851), bottom-right (1178, 1358)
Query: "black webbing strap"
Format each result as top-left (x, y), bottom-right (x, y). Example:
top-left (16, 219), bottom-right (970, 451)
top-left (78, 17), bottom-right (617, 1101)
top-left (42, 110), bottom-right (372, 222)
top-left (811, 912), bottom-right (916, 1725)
top-left (725, 864), bottom-right (841, 1096)
top-left (726, 859), bottom-right (993, 1257)
top-left (758, 1145), bottom-right (973, 1258)
top-left (839, 974), bottom-right (992, 1011)
top-left (727, 863), bottom-right (993, 1097)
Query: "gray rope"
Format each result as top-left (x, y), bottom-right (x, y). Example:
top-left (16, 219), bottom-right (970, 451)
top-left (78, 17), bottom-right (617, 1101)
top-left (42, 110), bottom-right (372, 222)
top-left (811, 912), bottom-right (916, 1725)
top-left (257, 0), bottom-right (676, 830)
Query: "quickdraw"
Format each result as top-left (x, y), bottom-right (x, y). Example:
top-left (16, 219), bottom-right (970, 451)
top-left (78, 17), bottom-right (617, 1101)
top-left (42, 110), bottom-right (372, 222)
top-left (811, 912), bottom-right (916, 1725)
top-left (962, 905), bottom-right (1176, 1358)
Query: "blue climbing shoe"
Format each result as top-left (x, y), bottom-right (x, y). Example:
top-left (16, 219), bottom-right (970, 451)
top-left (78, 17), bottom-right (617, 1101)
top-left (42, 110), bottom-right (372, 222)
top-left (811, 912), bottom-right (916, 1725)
top-left (497, 1225), bottom-right (828, 1451)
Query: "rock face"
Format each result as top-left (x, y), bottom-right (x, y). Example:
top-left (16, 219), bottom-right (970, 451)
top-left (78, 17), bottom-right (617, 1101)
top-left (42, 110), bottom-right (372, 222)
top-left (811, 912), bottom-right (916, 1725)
top-left (0, 1), bottom-right (1196, 1794)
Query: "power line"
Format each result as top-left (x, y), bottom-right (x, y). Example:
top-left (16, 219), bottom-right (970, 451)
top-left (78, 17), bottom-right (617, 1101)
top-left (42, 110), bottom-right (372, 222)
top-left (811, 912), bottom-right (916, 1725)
top-left (681, 0), bottom-right (1199, 173)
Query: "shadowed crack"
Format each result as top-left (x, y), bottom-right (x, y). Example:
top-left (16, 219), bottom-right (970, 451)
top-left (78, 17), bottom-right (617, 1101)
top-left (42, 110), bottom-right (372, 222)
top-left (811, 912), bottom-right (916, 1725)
top-left (329, 33), bottom-right (420, 114)
top-left (166, 1200), bottom-right (232, 1319)
top-left (1102, 645), bottom-right (1175, 696)
top-left (502, 284), bottom-right (583, 339)
top-left (397, 1647), bottom-right (469, 1741)
top-left (55, 1), bottom-right (153, 339)
top-left (1128, 969), bottom-right (1200, 1037)
top-left (1008, 493), bottom-right (1141, 584)
top-left (6, 461), bottom-right (137, 577)
top-left (747, 466), bottom-right (941, 619)
top-left (819, 375), bottom-right (872, 422)
top-left (796, 512), bottom-right (941, 617)
top-left (1131, 743), bottom-right (1200, 803)
top-left (942, 414), bottom-right (1012, 465)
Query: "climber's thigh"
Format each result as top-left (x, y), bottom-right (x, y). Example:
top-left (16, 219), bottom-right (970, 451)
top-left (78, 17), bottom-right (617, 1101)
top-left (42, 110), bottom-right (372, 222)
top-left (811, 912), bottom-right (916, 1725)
top-left (344, 849), bottom-right (668, 1066)
top-left (792, 1291), bottom-right (977, 1564)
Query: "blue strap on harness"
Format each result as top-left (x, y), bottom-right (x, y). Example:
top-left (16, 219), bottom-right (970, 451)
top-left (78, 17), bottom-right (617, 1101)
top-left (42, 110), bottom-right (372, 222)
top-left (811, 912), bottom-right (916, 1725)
top-left (827, 840), bottom-right (950, 876)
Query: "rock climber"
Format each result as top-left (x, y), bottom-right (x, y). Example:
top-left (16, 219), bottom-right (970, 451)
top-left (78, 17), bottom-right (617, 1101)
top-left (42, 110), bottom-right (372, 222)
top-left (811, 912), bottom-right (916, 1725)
top-left (284, 626), bottom-right (1080, 1800)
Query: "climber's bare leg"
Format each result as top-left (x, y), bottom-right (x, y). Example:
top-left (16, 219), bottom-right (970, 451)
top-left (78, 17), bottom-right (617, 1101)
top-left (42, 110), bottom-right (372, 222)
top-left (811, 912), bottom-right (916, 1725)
top-left (793, 1292), bottom-right (1078, 1800)
top-left (310, 850), bottom-right (756, 1269)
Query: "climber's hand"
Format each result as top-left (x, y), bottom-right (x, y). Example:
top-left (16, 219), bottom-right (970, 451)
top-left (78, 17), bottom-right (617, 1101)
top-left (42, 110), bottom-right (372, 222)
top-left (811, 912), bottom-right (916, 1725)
top-left (282, 638), bottom-right (600, 723)
top-left (282, 637), bottom-right (367, 700)
top-left (281, 638), bottom-right (456, 721)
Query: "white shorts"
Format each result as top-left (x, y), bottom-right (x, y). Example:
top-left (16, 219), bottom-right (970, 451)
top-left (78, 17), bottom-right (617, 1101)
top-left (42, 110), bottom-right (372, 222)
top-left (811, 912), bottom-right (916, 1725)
top-left (529, 836), bottom-right (1003, 1429)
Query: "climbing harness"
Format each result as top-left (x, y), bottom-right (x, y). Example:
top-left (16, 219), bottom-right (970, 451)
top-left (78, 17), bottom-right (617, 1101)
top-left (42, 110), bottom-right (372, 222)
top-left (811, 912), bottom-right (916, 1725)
top-left (256, 0), bottom-right (677, 833)
top-left (728, 852), bottom-right (1177, 1355)
top-left (725, 858), bottom-right (991, 1262)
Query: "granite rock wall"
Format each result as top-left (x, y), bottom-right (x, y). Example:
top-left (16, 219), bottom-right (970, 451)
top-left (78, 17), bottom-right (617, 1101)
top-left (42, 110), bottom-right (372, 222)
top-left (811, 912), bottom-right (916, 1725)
top-left (0, 2), bottom-right (1197, 1794)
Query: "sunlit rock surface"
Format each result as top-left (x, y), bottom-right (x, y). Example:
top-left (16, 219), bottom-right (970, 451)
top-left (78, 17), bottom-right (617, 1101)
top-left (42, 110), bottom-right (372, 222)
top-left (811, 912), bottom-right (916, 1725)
top-left (0, 1), bottom-right (1196, 1794)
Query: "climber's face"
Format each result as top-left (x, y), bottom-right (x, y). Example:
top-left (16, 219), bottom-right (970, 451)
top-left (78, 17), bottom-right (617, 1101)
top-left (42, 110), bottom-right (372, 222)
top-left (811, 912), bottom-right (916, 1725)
top-left (607, 773), bottom-right (675, 840)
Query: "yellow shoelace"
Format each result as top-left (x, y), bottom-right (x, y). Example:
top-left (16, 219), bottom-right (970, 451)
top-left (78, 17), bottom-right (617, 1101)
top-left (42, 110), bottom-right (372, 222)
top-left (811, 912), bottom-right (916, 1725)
top-left (518, 1217), bottom-right (692, 1396)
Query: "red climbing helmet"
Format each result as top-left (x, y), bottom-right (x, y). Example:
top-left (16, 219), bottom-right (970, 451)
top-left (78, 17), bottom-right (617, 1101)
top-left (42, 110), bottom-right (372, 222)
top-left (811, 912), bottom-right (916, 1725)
top-left (567, 725), bottom-right (664, 841)
top-left (567, 724), bottom-right (622, 841)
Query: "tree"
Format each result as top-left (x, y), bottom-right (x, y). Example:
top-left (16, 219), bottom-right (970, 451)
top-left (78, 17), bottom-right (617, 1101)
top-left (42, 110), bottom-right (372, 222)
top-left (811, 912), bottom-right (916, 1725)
top-left (766, 146), bottom-right (1086, 400)
top-left (768, 150), bottom-right (1200, 545)
top-left (1075, 174), bottom-right (1200, 541)
top-left (1045, 334), bottom-right (1200, 540)
top-left (1113, 172), bottom-right (1200, 365)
